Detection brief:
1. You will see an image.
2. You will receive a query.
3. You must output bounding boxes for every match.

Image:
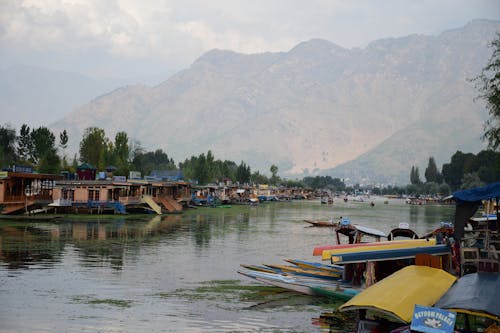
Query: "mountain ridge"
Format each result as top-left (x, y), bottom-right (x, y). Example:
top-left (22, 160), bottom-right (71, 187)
top-left (44, 19), bottom-right (499, 184)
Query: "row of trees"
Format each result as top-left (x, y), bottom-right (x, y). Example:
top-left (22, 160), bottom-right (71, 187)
top-left (409, 150), bottom-right (499, 194)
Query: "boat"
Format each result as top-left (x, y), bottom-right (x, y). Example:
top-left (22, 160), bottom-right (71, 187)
top-left (339, 265), bottom-right (457, 331)
top-left (238, 269), bottom-right (359, 301)
top-left (330, 244), bottom-right (450, 265)
top-left (313, 238), bottom-right (435, 257)
top-left (387, 222), bottom-right (419, 241)
top-left (238, 269), bottom-right (318, 295)
top-left (332, 218), bottom-right (386, 245)
top-left (434, 272), bottom-right (500, 331)
top-left (284, 259), bottom-right (344, 273)
top-left (304, 219), bottom-right (338, 227)
top-left (263, 264), bottom-right (343, 280)
top-left (309, 285), bottom-right (361, 302)
top-left (321, 238), bottom-right (437, 261)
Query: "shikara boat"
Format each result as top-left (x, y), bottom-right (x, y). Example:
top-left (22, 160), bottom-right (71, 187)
top-left (339, 265), bottom-right (457, 331)
top-left (304, 219), bottom-right (338, 227)
top-left (313, 238), bottom-right (435, 257)
top-left (434, 272), bottom-right (500, 330)
top-left (330, 244), bottom-right (450, 265)
top-left (284, 259), bottom-right (344, 273)
top-left (263, 263), bottom-right (343, 280)
top-left (321, 238), bottom-right (437, 261)
top-left (238, 269), bottom-right (358, 301)
top-left (387, 222), bottom-right (419, 241)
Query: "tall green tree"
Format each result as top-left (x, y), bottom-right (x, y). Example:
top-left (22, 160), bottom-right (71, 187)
top-left (79, 127), bottom-right (108, 169)
top-left (30, 127), bottom-right (56, 164)
top-left (236, 161), bottom-right (251, 183)
top-left (410, 166), bottom-right (422, 185)
top-left (17, 124), bottom-right (32, 163)
top-left (473, 33), bottom-right (500, 150)
top-left (0, 124), bottom-right (17, 167)
top-left (424, 157), bottom-right (441, 183)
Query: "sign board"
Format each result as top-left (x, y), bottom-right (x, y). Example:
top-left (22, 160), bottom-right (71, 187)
top-left (113, 176), bottom-right (127, 182)
top-left (13, 165), bottom-right (33, 173)
top-left (0, 171), bottom-right (8, 178)
top-left (129, 171), bottom-right (141, 180)
top-left (410, 305), bottom-right (456, 333)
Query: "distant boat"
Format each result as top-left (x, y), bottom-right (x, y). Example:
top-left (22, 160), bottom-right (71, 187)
top-left (304, 219), bottom-right (338, 227)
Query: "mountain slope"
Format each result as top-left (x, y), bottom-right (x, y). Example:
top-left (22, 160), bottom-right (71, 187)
top-left (50, 19), bottom-right (499, 183)
top-left (0, 65), bottom-right (120, 127)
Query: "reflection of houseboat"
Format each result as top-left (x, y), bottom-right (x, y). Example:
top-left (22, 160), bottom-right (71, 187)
top-left (0, 171), bottom-right (62, 214)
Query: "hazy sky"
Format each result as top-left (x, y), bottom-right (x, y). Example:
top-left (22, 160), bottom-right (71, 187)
top-left (1, 0), bottom-right (500, 84)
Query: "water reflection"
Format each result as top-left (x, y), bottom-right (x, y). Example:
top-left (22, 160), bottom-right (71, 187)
top-left (0, 202), bottom-right (456, 333)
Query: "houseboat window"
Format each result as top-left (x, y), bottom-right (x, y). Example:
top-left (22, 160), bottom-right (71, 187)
top-left (62, 189), bottom-right (75, 201)
top-left (88, 189), bottom-right (100, 201)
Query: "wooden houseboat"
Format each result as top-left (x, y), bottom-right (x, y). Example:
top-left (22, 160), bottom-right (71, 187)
top-left (0, 171), bottom-right (62, 214)
top-left (51, 178), bottom-right (191, 215)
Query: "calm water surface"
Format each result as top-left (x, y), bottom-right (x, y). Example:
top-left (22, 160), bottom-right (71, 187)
top-left (0, 199), bottom-right (454, 332)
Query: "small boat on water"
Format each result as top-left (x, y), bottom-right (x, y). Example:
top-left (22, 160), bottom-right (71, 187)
top-left (238, 269), bottom-right (359, 301)
top-left (313, 238), bottom-right (434, 257)
top-left (304, 219), bottom-right (338, 227)
top-left (339, 265), bottom-right (457, 331)
top-left (330, 244), bottom-right (450, 264)
top-left (284, 259), bottom-right (344, 273)
top-left (263, 264), bottom-right (343, 280)
top-left (321, 238), bottom-right (437, 261)
top-left (387, 222), bottom-right (419, 241)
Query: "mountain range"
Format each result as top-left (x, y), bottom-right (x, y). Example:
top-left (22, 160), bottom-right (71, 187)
top-left (11, 19), bottom-right (500, 184)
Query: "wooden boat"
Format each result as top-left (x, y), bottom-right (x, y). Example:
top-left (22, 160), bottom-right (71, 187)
top-left (435, 272), bottom-right (500, 327)
top-left (309, 285), bottom-right (361, 302)
top-left (263, 264), bottom-right (343, 280)
top-left (387, 222), bottom-right (418, 240)
top-left (240, 264), bottom-right (345, 285)
top-left (238, 269), bottom-right (318, 295)
top-left (330, 244), bottom-right (450, 264)
top-left (304, 219), bottom-right (338, 227)
top-left (238, 269), bottom-right (358, 301)
top-left (339, 266), bottom-right (457, 330)
top-left (313, 238), bottom-right (434, 256)
top-left (321, 238), bottom-right (437, 261)
top-left (284, 259), bottom-right (344, 273)
top-left (334, 220), bottom-right (386, 245)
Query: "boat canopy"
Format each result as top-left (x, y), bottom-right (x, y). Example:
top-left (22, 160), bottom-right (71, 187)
top-left (452, 182), bottom-right (500, 241)
top-left (453, 182), bottom-right (500, 205)
top-left (434, 272), bottom-right (500, 321)
top-left (339, 265), bottom-right (456, 323)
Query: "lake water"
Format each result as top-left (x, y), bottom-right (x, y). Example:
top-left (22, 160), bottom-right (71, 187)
top-left (0, 198), bottom-right (455, 332)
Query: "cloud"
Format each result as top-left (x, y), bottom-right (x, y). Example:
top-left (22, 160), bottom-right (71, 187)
top-left (0, 0), bottom-right (499, 80)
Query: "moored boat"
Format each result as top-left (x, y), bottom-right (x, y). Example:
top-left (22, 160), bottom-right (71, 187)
top-left (321, 238), bottom-right (437, 261)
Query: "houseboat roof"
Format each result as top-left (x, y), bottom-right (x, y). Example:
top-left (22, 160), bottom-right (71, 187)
top-left (0, 171), bottom-right (63, 180)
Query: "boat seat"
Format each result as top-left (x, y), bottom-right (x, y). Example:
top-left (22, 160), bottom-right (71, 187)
top-left (460, 247), bottom-right (480, 275)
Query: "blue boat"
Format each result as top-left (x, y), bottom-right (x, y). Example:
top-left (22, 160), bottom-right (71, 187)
top-left (331, 244), bottom-right (451, 264)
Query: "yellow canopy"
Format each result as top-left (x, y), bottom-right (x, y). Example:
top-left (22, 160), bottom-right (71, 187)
top-left (339, 265), bottom-right (457, 323)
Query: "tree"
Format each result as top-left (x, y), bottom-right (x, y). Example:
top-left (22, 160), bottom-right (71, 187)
top-left (0, 124), bottom-right (17, 167)
top-left (79, 127), bottom-right (108, 169)
top-left (410, 166), bottom-right (421, 185)
top-left (30, 127), bottom-right (56, 164)
top-left (236, 161), bottom-right (251, 183)
top-left (270, 164), bottom-right (279, 184)
top-left (423, 156), bottom-right (443, 184)
top-left (473, 34), bottom-right (500, 150)
top-left (17, 124), bottom-right (32, 163)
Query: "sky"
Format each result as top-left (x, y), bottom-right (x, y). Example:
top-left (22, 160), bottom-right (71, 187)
top-left (1, 0), bottom-right (500, 85)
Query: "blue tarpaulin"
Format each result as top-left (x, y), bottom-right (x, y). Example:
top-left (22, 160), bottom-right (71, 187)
top-left (434, 273), bottom-right (500, 320)
top-left (453, 182), bottom-right (500, 205)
